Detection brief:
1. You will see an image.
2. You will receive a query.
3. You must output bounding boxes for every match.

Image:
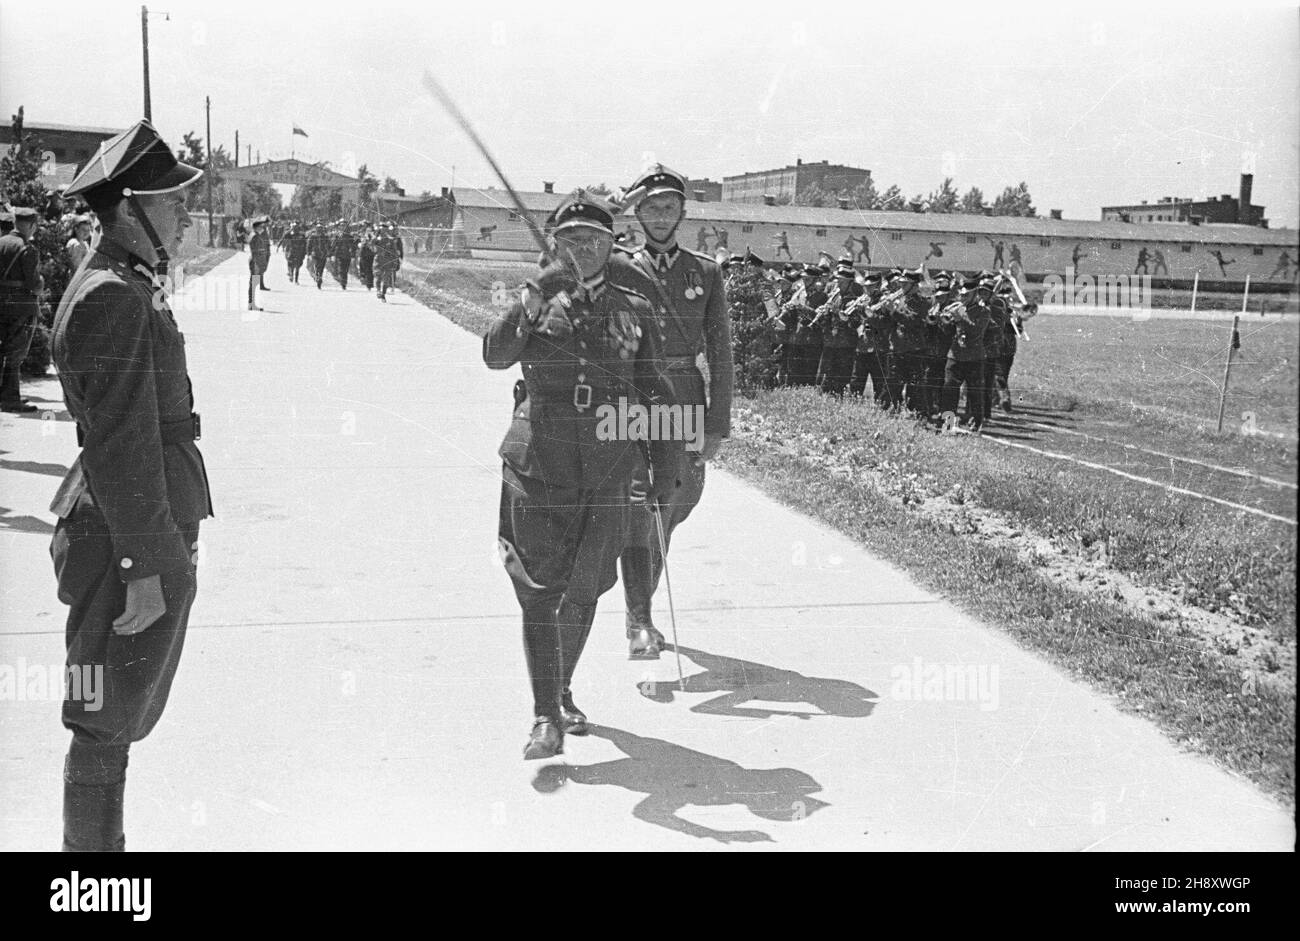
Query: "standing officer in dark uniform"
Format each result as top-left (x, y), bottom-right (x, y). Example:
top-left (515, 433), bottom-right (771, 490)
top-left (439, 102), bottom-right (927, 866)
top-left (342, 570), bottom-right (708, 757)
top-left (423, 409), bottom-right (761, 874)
top-left (50, 120), bottom-right (213, 851)
top-left (357, 223), bottom-right (376, 290)
top-left (606, 164), bottom-right (734, 659)
top-left (0, 206), bottom-right (44, 412)
top-left (485, 190), bottom-right (678, 758)
top-left (375, 222), bottom-right (403, 302)
top-left (332, 222), bottom-right (357, 290)
top-left (247, 216), bottom-right (271, 310)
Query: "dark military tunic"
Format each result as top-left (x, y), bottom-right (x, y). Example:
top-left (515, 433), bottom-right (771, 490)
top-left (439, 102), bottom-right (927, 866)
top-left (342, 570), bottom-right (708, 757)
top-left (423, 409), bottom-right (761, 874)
top-left (48, 240), bottom-right (213, 745)
top-left (0, 229), bottom-right (42, 406)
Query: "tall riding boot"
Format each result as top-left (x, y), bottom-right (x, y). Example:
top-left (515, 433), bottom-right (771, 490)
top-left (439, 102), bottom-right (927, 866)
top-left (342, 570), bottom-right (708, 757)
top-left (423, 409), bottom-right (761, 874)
top-left (556, 599), bottom-right (597, 735)
top-left (621, 546), bottom-right (665, 660)
top-left (62, 742), bottom-right (128, 852)
top-left (521, 599), bottom-right (563, 760)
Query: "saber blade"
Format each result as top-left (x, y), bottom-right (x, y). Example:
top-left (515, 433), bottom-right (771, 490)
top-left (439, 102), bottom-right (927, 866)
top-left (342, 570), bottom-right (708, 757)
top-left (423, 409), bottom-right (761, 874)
top-left (652, 505), bottom-right (686, 692)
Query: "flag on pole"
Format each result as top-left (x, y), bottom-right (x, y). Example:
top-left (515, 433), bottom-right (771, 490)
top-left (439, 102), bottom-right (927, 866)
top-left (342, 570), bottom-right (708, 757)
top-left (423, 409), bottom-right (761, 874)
top-left (292, 125), bottom-right (309, 138)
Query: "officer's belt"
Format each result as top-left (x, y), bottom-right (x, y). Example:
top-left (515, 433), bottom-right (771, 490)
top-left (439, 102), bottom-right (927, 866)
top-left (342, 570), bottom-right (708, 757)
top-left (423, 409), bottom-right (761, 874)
top-left (76, 413), bottom-right (201, 448)
top-left (530, 382), bottom-right (629, 412)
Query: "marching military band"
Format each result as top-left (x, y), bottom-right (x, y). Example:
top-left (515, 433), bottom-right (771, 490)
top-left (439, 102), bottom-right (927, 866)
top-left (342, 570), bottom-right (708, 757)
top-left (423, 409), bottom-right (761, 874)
top-left (736, 253), bottom-right (1036, 433)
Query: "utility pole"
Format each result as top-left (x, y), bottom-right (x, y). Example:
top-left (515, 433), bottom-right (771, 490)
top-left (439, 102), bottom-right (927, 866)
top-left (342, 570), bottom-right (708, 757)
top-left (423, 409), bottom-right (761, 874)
top-left (205, 96), bottom-right (214, 247)
top-left (141, 6), bottom-right (151, 120)
top-left (234, 130), bottom-right (239, 167)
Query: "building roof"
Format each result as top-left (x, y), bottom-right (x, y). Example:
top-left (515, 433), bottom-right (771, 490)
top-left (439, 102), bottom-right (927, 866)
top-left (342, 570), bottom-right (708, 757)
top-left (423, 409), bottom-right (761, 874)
top-left (0, 121), bottom-right (125, 138)
top-left (375, 192), bottom-right (426, 203)
top-left (452, 187), bottom-right (565, 213)
top-left (674, 200), bottom-right (1296, 246)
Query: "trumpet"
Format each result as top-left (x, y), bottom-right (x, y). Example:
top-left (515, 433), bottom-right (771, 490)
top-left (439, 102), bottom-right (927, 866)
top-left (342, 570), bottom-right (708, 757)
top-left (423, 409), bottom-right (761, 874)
top-left (810, 283), bottom-right (844, 326)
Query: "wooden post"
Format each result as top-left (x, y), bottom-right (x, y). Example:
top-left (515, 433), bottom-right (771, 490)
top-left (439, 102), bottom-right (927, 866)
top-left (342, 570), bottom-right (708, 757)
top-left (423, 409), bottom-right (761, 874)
top-left (1190, 271), bottom-right (1199, 313)
top-left (1215, 314), bottom-right (1240, 433)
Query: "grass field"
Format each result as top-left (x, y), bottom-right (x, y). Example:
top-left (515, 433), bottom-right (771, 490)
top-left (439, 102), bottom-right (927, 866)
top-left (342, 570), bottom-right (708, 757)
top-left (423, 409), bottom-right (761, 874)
top-left (400, 256), bottom-right (1297, 801)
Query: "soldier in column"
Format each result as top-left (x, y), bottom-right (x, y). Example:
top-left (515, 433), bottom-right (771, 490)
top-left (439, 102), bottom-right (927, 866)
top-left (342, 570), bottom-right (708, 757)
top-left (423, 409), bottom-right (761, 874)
top-left (332, 222), bottom-right (357, 290)
top-left (848, 271), bottom-right (890, 403)
top-left (884, 268), bottom-right (932, 415)
top-left (813, 258), bottom-right (862, 396)
top-left (306, 221), bottom-right (330, 289)
top-left (606, 164), bottom-right (734, 659)
top-left (283, 221), bottom-right (307, 284)
top-left (924, 272), bottom-right (960, 419)
top-left (357, 222), bottom-right (376, 290)
top-left (51, 120), bottom-right (214, 850)
top-left (0, 206), bottom-right (45, 412)
top-left (981, 276), bottom-right (1013, 422)
top-left (938, 272), bottom-right (994, 433)
top-left (484, 190), bottom-right (678, 757)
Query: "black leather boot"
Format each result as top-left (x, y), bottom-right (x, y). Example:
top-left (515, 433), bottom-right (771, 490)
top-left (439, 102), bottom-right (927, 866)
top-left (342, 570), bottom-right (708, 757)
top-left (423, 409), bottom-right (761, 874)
top-left (557, 600), bottom-right (597, 735)
top-left (521, 600), bottom-right (564, 760)
top-left (62, 742), bottom-right (128, 852)
top-left (621, 547), bottom-right (666, 660)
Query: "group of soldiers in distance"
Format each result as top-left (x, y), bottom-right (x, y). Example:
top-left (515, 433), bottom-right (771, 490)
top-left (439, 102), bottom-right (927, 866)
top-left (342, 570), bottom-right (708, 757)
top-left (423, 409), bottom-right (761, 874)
top-left (723, 252), bottom-right (1037, 433)
top-left (275, 218), bottom-right (405, 300)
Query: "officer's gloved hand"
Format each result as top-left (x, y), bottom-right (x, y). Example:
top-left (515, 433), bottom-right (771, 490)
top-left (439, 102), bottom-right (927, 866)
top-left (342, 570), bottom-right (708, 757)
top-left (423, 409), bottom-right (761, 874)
top-left (522, 262), bottom-right (579, 338)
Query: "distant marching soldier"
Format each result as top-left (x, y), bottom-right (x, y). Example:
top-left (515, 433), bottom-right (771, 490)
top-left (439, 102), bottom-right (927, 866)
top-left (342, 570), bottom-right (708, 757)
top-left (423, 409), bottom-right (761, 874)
top-left (848, 271), bottom-right (891, 403)
top-left (0, 206), bottom-right (45, 412)
top-left (606, 163), bottom-right (734, 659)
top-left (357, 223), bottom-right (376, 290)
top-left (247, 216), bottom-right (271, 310)
top-left (990, 279), bottom-right (1028, 413)
top-left (306, 221), bottom-right (330, 289)
top-left (484, 190), bottom-right (679, 757)
top-left (375, 222), bottom-right (403, 302)
top-left (332, 222), bottom-right (357, 290)
top-left (981, 278), bottom-right (1013, 421)
top-left (813, 258), bottom-right (861, 396)
top-left (923, 271), bottom-right (959, 419)
top-left (52, 120), bottom-right (213, 850)
top-left (283, 221), bottom-right (307, 284)
top-left (938, 272), bottom-right (994, 433)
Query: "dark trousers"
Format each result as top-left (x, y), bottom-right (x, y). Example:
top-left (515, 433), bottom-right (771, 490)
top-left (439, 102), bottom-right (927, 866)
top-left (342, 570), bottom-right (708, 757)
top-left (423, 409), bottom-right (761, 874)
top-left (309, 255), bottom-right (327, 286)
top-left (52, 499), bottom-right (198, 746)
top-left (334, 256), bottom-right (352, 289)
top-left (287, 256), bottom-right (304, 283)
top-left (924, 355), bottom-right (948, 416)
top-left (941, 357), bottom-right (985, 427)
top-left (789, 342), bottom-right (821, 386)
top-left (890, 350), bottom-right (931, 414)
top-left (1, 302), bottom-right (37, 404)
top-left (848, 348), bottom-right (890, 403)
top-left (817, 344), bottom-right (856, 396)
top-left (990, 351), bottom-right (1015, 407)
top-left (359, 253), bottom-right (374, 289)
top-left (499, 464), bottom-right (627, 718)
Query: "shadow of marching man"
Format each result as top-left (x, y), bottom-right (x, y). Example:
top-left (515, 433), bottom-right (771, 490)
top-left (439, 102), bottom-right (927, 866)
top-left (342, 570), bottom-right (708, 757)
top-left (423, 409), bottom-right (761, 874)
top-left (638, 645), bottom-right (879, 719)
top-left (533, 725), bottom-right (827, 844)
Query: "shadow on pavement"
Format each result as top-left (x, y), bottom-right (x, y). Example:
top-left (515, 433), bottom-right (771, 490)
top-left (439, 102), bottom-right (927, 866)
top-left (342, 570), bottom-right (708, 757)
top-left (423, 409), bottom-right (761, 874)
top-left (639, 645), bottom-right (879, 719)
top-left (532, 724), bottom-right (827, 844)
top-left (0, 506), bottom-right (54, 535)
top-left (0, 455), bottom-right (69, 477)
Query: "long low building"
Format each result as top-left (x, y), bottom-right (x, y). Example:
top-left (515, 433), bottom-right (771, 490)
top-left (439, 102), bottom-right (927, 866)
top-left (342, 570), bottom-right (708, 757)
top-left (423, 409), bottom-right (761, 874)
top-left (439, 186), bottom-right (1299, 290)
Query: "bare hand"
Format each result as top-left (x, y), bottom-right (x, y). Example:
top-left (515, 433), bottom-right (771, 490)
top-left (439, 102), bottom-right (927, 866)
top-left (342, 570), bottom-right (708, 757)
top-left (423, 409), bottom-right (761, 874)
top-left (112, 574), bottom-right (166, 635)
top-left (696, 433), bottom-right (724, 463)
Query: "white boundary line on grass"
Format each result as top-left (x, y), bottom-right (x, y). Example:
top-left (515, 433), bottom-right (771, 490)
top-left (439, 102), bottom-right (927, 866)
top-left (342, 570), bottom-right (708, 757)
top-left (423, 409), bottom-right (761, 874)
top-left (1010, 418), bottom-right (1299, 490)
top-left (977, 434), bottom-right (1298, 526)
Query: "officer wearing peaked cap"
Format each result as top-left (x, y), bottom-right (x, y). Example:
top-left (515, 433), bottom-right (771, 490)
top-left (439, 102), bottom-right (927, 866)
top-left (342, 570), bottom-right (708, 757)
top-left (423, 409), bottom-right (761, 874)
top-left (49, 120), bottom-right (213, 851)
top-left (0, 205), bottom-right (45, 412)
top-left (485, 189), bottom-right (681, 759)
top-left (606, 163), bottom-right (735, 660)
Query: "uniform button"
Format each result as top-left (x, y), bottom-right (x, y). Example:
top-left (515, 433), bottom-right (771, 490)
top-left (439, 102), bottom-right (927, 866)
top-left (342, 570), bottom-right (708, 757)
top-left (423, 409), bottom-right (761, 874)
top-left (579, 341), bottom-right (587, 349)
top-left (578, 358), bottom-right (587, 366)
top-left (120, 557), bottom-right (134, 570)
top-left (577, 373), bottom-right (586, 382)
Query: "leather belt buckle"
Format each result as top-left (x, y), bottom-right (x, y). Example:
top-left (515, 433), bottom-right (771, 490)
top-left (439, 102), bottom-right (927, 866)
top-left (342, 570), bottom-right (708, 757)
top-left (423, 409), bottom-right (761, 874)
top-left (573, 384), bottom-right (593, 411)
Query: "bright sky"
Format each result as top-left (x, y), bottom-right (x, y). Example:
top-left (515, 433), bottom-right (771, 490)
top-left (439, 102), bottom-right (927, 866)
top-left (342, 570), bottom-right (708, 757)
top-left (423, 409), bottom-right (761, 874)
top-left (2, 0), bottom-right (1296, 228)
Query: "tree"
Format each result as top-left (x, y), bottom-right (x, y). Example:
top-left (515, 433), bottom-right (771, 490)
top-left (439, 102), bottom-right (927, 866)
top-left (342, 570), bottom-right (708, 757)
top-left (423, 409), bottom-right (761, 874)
top-left (878, 185), bottom-right (904, 211)
top-left (907, 194), bottom-right (927, 213)
top-left (848, 177), bottom-right (881, 210)
top-left (356, 163), bottom-right (380, 209)
top-left (240, 181), bottom-right (282, 217)
top-left (928, 177), bottom-right (959, 213)
top-left (991, 182), bottom-right (1036, 217)
top-left (960, 186), bottom-right (986, 214)
top-left (793, 181), bottom-right (829, 208)
top-left (381, 175), bottom-right (403, 195)
top-left (585, 182), bottom-right (612, 196)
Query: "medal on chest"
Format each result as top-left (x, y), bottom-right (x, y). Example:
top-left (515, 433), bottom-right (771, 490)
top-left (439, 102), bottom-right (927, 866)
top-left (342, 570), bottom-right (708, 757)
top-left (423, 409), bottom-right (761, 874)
top-left (683, 269), bottom-right (703, 301)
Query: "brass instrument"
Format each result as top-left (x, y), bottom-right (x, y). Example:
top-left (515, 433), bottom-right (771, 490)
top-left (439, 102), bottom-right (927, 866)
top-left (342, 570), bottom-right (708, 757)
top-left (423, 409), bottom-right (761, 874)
top-left (810, 283), bottom-right (844, 326)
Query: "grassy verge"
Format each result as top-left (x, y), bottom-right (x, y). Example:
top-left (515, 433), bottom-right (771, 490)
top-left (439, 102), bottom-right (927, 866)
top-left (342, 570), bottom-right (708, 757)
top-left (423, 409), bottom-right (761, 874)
top-left (715, 432), bottom-right (1294, 801)
top-left (177, 246), bottom-right (237, 280)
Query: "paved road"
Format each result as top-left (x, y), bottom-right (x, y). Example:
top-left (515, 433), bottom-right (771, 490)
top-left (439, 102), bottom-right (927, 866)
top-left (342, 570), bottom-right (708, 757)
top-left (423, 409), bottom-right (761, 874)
top-left (0, 254), bottom-right (1291, 850)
